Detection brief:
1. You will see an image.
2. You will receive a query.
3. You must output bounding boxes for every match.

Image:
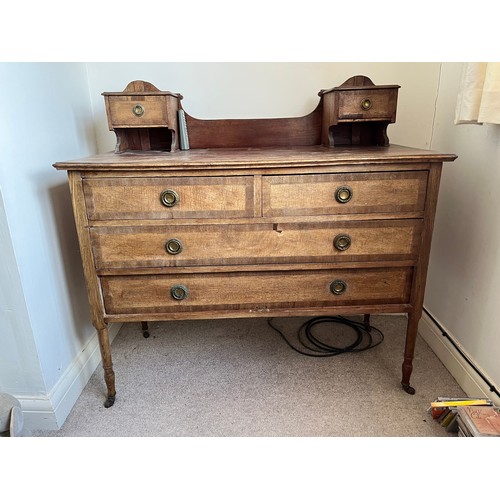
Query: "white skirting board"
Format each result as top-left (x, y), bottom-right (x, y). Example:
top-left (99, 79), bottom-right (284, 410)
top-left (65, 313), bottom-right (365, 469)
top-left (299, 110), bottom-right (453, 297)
top-left (418, 310), bottom-right (500, 408)
top-left (19, 323), bottom-right (122, 433)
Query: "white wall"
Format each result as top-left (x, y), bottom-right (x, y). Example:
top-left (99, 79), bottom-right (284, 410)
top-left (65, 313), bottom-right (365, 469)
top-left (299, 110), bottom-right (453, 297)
top-left (87, 62), bottom-right (441, 153)
top-left (424, 62), bottom-right (500, 399)
top-left (0, 189), bottom-right (45, 396)
top-left (0, 63), bottom-right (99, 429)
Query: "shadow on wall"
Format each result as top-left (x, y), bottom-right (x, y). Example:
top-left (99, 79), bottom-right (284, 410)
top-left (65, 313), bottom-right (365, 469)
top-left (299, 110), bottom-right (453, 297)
top-left (48, 181), bottom-right (92, 339)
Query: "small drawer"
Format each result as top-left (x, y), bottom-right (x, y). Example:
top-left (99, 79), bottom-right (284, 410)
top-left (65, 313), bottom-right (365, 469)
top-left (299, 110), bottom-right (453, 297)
top-left (106, 95), bottom-right (167, 127)
top-left (101, 267), bottom-right (413, 314)
top-left (91, 219), bottom-right (423, 269)
top-left (262, 171), bottom-right (428, 217)
top-left (83, 176), bottom-right (255, 220)
top-left (337, 88), bottom-right (398, 122)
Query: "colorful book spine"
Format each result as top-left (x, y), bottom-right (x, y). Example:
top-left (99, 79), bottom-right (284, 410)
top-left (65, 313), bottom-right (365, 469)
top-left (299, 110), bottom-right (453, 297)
top-left (430, 399), bottom-right (491, 408)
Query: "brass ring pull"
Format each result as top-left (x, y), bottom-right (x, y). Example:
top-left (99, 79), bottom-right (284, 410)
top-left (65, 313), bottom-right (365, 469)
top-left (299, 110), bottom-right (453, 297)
top-left (333, 234), bottom-right (351, 251)
top-left (360, 98), bottom-right (372, 110)
top-left (330, 279), bottom-right (348, 295)
top-left (132, 104), bottom-right (145, 117)
top-left (165, 238), bottom-right (183, 255)
top-left (335, 185), bottom-right (353, 204)
top-left (171, 284), bottom-right (189, 301)
top-left (160, 189), bottom-right (180, 207)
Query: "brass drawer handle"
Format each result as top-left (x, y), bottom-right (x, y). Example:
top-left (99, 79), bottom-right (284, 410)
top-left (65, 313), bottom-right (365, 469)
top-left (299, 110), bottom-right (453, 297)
top-left (335, 185), bottom-right (353, 204)
top-left (330, 279), bottom-right (348, 295)
top-left (165, 238), bottom-right (183, 255)
top-left (132, 104), bottom-right (145, 117)
top-left (360, 98), bottom-right (372, 111)
top-left (171, 284), bottom-right (189, 301)
top-left (160, 189), bottom-right (180, 207)
top-left (333, 234), bottom-right (351, 251)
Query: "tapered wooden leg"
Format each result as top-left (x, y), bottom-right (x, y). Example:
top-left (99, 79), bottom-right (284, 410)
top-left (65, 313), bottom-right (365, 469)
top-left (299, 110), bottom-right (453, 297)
top-left (97, 326), bottom-right (116, 407)
top-left (363, 314), bottom-right (371, 328)
top-left (401, 312), bottom-right (419, 395)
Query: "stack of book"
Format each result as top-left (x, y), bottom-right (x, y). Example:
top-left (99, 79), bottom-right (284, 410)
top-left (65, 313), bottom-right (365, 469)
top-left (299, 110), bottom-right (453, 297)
top-left (428, 397), bottom-right (494, 434)
top-left (456, 405), bottom-right (500, 437)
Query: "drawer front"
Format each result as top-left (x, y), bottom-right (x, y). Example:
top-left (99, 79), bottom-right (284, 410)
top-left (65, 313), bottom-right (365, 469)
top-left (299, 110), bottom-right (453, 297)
top-left (83, 176), bottom-right (254, 220)
top-left (262, 171), bottom-right (427, 217)
top-left (101, 267), bottom-right (413, 314)
top-left (91, 219), bottom-right (422, 268)
top-left (337, 88), bottom-right (398, 121)
top-left (107, 95), bottom-right (167, 127)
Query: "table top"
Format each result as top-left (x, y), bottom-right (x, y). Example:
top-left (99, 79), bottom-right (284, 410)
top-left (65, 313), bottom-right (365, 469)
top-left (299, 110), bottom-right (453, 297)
top-left (54, 144), bottom-right (457, 171)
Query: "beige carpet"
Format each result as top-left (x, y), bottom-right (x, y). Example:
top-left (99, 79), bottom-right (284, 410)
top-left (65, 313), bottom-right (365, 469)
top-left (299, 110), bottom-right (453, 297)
top-left (32, 314), bottom-right (466, 437)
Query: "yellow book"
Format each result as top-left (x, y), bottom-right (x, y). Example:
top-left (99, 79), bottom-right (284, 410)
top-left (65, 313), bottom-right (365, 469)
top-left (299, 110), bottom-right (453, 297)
top-left (430, 399), bottom-right (490, 408)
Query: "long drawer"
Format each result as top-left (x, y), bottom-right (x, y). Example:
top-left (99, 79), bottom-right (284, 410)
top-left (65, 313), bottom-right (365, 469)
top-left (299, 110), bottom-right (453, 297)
top-left (83, 176), bottom-right (255, 220)
top-left (101, 267), bottom-right (413, 314)
top-left (91, 219), bottom-right (423, 269)
top-left (262, 171), bottom-right (428, 216)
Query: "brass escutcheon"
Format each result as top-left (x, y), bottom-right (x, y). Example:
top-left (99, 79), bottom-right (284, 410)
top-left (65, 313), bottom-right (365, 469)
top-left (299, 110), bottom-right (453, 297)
top-left (165, 238), bottom-right (183, 255)
top-left (333, 234), bottom-right (351, 251)
top-left (360, 98), bottom-right (372, 110)
top-left (160, 189), bottom-right (180, 207)
top-left (330, 279), bottom-right (347, 295)
top-left (171, 284), bottom-right (189, 301)
top-left (335, 185), bottom-right (353, 204)
top-left (132, 104), bottom-right (145, 117)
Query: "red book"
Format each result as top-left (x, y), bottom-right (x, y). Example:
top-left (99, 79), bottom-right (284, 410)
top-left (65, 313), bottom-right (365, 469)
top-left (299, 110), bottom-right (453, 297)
top-left (458, 406), bottom-right (500, 436)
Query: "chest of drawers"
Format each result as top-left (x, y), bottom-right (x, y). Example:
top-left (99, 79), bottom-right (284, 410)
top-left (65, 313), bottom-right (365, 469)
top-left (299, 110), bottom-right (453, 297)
top-left (54, 78), bottom-right (456, 408)
top-left (55, 145), bottom-right (456, 407)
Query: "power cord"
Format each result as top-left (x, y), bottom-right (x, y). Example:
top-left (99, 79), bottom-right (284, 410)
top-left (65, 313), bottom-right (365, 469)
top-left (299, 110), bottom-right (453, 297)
top-left (267, 316), bottom-right (384, 357)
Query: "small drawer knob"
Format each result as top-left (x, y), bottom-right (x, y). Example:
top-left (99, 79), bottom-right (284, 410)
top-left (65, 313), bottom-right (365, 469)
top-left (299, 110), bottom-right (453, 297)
top-left (171, 284), bottom-right (189, 301)
top-left (360, 98), bottom-right (372, 110)
top-left (165, 238), bottom-right (183, 255)
top-left (335, 185), bottom-right (353, 204)
top-left (160, 189), bottom-right (180, 207)
top-left (330, 279), bottom-right (348, 295)
top-left (132, 104), bottom-right (145, 117)
top-left (333, 234), bottom-right (351, 251)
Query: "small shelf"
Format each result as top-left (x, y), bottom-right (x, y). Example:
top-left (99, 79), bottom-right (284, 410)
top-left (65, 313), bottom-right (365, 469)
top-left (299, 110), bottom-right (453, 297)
top-left (102, 76), bottom-right (400, 153)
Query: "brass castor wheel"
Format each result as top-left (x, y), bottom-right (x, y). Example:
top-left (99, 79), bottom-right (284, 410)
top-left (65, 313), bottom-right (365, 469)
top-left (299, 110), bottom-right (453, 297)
top-left (401, 383), bottom-right (416, 395)
top-left (104, 395), bottom-right (116, 408)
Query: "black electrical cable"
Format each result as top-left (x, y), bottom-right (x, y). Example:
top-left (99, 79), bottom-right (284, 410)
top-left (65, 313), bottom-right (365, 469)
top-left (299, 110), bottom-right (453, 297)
top-left (267, 315), bottom-right (384, 357)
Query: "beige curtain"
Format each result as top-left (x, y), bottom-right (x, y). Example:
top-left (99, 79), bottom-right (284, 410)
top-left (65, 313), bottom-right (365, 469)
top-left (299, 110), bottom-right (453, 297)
top-left (455, 62), bottom-right (500, 125)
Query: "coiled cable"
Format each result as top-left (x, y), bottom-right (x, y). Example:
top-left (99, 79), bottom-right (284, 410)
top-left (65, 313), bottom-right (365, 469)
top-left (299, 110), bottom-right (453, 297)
top-left (267, 316), bottom-right (384, 357)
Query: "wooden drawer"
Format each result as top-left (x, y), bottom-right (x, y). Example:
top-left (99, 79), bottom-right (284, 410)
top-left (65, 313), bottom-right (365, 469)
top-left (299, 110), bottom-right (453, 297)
top-left (337, 88), bottom-right (398, 122)
top-left (262, 171), bottom-right (427, 217)
top-left (83, 176), bottom-right (255, 220)
top-left (101, 267), bottom-right (413, 314)
top-left (107, 95), bottom-right (168, 127)
top-left (91, 219), bottom-right (422, 269)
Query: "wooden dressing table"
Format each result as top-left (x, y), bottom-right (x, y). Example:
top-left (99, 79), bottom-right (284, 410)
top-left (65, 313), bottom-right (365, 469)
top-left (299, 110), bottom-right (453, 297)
top-left (54, 76), bottom-right (456, 408)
